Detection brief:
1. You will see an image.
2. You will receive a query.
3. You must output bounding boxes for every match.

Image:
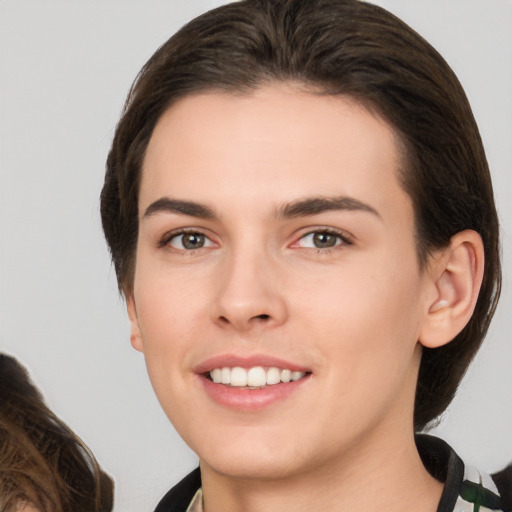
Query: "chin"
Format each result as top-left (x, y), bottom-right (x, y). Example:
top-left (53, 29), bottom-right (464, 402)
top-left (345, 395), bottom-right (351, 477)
top-left (201, 450), bottom-right (306, 481)
top-left (186, 424), bottom-right (310, 481)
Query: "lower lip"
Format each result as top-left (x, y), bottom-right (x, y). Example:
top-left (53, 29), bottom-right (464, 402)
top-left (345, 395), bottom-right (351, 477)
top-left (198, 374), bottom-right (311, 411)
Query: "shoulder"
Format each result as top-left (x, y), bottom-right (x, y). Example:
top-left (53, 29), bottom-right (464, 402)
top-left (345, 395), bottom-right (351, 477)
top-left (492, 463), bottom-right (512, 512)
top-left (153, 467), bottom-right (202, 512)
top-left (416, 434), bottom-right (511, 512)
top-left (454, 463), bottom-right (511, 512)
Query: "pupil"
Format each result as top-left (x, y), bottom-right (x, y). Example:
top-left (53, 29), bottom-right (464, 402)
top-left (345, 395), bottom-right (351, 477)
top-left (313, 232), bottom-right (336, 248)
top-left (183, 233), bottom-right (204, 249)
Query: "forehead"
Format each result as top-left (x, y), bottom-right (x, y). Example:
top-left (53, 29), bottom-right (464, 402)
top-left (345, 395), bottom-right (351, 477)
top-left (140, 84), bottom-right (411, 223)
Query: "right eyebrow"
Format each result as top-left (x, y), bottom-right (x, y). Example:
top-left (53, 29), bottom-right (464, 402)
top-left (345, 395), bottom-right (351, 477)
top-left (142, 197), bottom-right (216, 219)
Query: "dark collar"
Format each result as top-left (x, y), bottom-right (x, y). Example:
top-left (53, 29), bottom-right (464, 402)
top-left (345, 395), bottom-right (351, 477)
top-left (417, 434), bottom-right (511, 512)
top-left (153, 467), bottom-right (201, 512)
top-left (416, 434), bottom-right (465, 512)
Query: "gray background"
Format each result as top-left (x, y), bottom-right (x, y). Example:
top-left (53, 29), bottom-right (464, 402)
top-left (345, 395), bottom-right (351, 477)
top-left (1, 1), bottom-right (510, 510)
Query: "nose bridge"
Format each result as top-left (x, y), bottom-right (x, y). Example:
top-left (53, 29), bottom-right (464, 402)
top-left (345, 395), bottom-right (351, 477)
top-left (212, 237), bottom-right (287, 330)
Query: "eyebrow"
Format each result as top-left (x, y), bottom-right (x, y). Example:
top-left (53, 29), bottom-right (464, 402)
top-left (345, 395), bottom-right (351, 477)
top-left (143, 198), bottom-right (216, 219)
top-left (276, 196), bottom-right (380, 219)
top-left (142, 195), bottom-right (380, 221)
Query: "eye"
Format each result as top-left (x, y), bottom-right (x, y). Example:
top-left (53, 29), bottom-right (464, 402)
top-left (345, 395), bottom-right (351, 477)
top-left (295, 230), bottom-right (350, 250)
top-left (166, 231), bottom-right (214, 250)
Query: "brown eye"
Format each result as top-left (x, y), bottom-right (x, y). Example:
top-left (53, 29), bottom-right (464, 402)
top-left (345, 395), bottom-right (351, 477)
top-left (169, 232), bottom-right (212, 250)
top-left (294, 230), bottom-right (349, 250)
top-left (312, 232), bottom-right (338, 248)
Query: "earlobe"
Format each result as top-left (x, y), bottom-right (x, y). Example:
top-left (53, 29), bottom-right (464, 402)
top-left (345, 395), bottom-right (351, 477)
top-left (126, 295), bottom-right (144, 352)
top-left (419, 230), bottom-right (484, 349)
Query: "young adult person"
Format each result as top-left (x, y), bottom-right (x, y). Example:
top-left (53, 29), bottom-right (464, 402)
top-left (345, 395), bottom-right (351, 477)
top-left (0, 354), bottom-right (114, 512)
top-left (100, 0), bottom-right (510, 510)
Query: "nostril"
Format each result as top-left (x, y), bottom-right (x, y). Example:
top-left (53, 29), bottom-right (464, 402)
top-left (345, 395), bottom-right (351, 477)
top-left (216, 313), bottom-right (273, 327)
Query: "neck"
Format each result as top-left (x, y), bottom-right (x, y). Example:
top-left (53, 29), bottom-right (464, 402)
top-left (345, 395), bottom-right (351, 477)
top-left (199, 348), bottom-right (442, 512)
top-left (200, 427), bottom-right (443, 512)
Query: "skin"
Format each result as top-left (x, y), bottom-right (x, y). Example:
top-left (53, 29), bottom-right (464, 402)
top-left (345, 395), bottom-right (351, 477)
top-left (127, 84), bottom-right (474, 512)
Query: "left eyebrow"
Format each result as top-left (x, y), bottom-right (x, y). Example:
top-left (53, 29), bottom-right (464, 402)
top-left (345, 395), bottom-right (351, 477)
top-left (276, 196), bottom-right (381, 219)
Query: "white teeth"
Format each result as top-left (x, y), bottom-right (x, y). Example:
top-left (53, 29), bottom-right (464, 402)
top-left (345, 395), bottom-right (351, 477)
top-left (247, 366), bottom-right (266, 387)
top-left (280, 369), bottom-right (292, 383)
top-left (230, 367), bottom-right (247, 387)
top-left (209, 366), bottom-right (307, 387)
top-left (266, 367), bottom-right (281, 385)
top-left (221, 367), bottom-right (231, 385)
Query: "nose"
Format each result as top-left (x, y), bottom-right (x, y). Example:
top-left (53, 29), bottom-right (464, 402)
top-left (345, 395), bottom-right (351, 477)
top-left (211, 246), bottom-right (288, 333)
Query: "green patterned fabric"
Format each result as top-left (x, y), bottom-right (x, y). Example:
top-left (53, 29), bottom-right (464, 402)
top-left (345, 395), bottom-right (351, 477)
top-left (455, 465), bottom-right (508, 512)
top-left (417, 435), bottom-right (510, 512)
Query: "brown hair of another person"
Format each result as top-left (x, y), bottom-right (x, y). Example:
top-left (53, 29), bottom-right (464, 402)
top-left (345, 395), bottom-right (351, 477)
top-left (0, 354), bottom-right (113, 512)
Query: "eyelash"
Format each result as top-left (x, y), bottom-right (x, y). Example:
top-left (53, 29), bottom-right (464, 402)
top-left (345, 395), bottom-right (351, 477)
top-left (158, 229), bottom-right (215, 251)
top-left (158, 228), bottom-right (353, 253)
top-left (291, 228), bottom-right (353, 253)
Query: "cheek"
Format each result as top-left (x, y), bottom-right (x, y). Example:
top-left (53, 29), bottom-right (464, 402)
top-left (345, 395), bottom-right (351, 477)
top-left (293, 251), bottom-right (424, 374)
top-left (132, 263), bottom-right (210, 379)
top-left (294, 263), bottom-right (424, 432)
top-left (135, 252), bottom-right (211, 330)
top-left (133, 276), bottom-right (203, 422)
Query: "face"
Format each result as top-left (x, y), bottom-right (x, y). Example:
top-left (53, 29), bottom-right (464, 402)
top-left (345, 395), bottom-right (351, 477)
top-left (129, 85), bottom-right (436, 480)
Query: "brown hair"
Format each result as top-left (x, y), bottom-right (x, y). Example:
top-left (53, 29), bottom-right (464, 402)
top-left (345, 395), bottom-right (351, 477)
top-left (100, 0), bottom-right (501, 430)
top-left (0, 354), bottom-right (113, 512)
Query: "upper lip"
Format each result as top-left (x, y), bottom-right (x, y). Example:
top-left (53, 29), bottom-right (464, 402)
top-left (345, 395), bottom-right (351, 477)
top-left (193, 353), bottom-right (311, 374)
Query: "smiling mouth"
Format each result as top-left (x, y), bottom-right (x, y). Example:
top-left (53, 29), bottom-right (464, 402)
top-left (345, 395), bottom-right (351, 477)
top-left (206, 366), bottom-right (308, 388)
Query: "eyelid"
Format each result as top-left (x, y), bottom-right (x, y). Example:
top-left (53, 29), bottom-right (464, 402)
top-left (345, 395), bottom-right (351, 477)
top-left (289, 226), bottom-right (354, 249)
top-left (158, 227), bottom-right (218, 250)
top-left (156, 225), bottom-right (354, 252)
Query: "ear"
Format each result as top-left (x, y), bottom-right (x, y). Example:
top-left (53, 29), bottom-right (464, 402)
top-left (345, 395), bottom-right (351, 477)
top-left (419, 230), bottom-right (484, 349)
top-left (126, 295), bottom-right (144, 352)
